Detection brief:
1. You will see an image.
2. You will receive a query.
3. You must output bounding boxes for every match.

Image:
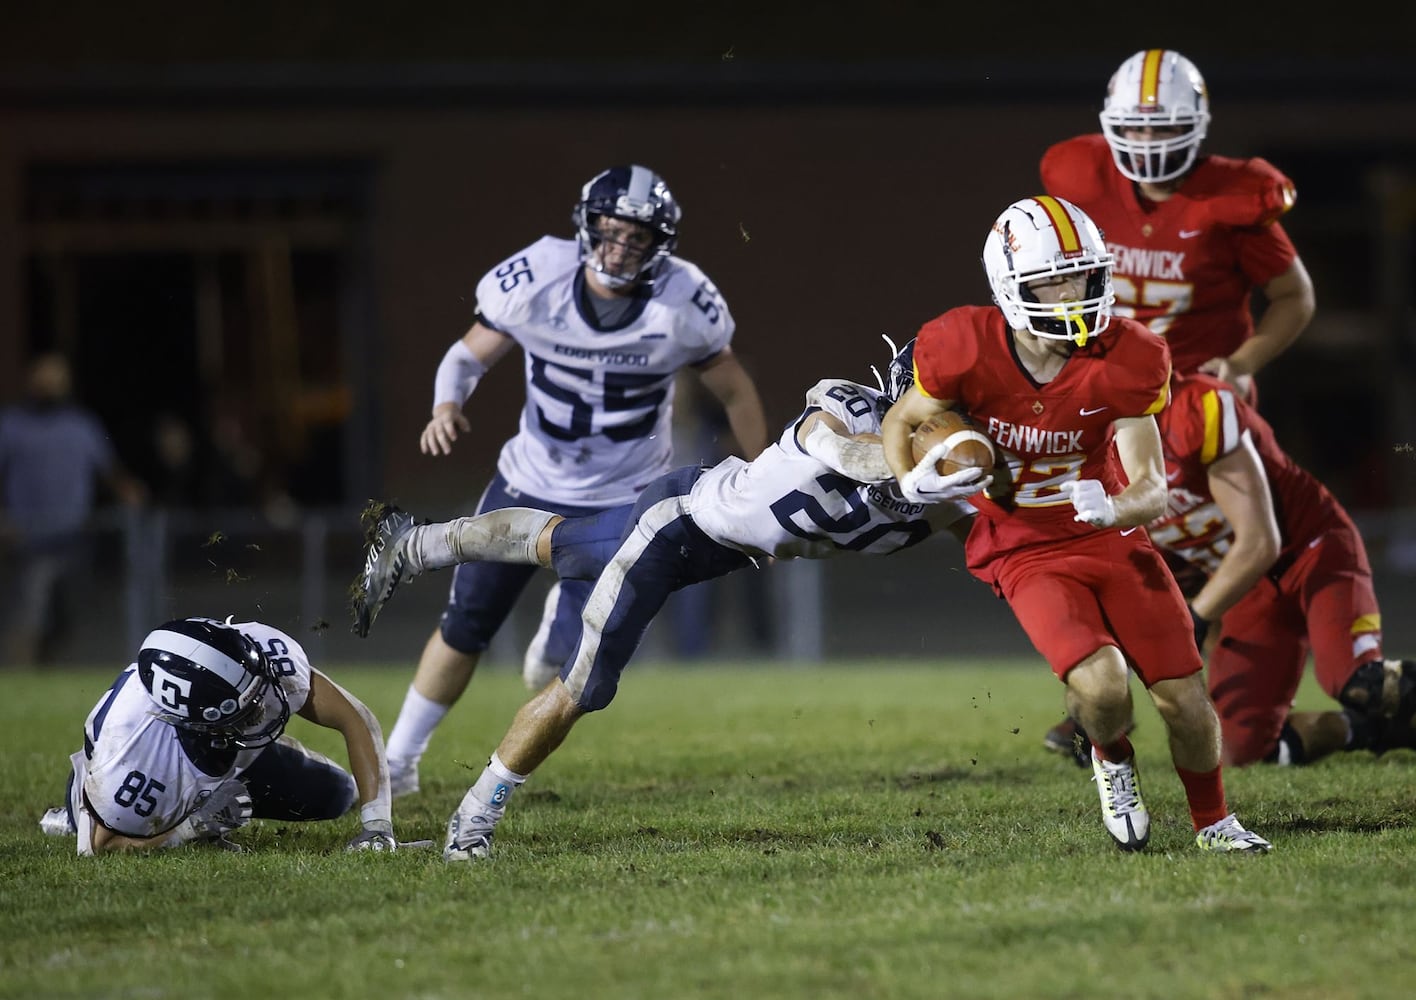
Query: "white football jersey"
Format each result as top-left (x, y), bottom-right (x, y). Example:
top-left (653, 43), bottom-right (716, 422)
top-left (477, 236), bottom-right (735, 506)
top-left (73, 621), bottom-right (313, 851)
top-left (688, 379), bottom-right (937, 559)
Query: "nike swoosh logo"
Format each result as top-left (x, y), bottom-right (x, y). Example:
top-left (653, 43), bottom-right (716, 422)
top-left (1079, 406), bottom-right (1107, 416)
top-left (1179, 229), bottom-right (1202, 239)
top-left (1119, 527), bottom-right (1138, 536)
top-left (1166, 469), bottom-right (1182, 482)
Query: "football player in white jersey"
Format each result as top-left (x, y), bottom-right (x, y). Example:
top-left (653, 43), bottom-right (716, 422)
top-left (384, 164), bottom-right (767, 798)
top-left (352, 339), bottom-right (981, 860)
top-left (40, 617), bottom-right (401, 855)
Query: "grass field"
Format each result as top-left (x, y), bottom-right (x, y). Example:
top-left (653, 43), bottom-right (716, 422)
top-left (3, 659), bottom-right (1414, 1000)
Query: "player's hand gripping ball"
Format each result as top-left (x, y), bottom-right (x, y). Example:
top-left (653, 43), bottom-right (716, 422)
top-left (910, 410), bottom-right (996, 475)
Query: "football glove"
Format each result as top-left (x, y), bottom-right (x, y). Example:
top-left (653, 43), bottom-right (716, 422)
top-left (898, 444), bottom-right (988, 504)
top-left (346, 820), bottom-right (398, 853)
top-left (187, 781), bottom-right (253, 839)
top-left (1059, 479), bottom-right (1117, 528)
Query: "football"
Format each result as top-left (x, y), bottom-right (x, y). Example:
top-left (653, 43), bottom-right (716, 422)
top-left (910, 410), bottom-right (996, 475)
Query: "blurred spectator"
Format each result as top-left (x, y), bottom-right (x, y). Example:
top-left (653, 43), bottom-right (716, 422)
top-left (149, 411), bottom-right (199, 507)
top-left (0, 353), bottom-right (147, 666)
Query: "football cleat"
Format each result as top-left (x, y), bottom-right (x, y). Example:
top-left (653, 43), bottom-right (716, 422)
top-left (351, 502), bottom-right (419, 638)
top-left (443, 808), bottom-right (497, 862)
top-left (1044, 717), bottom-right (1092, 769)
top-left (1091, 749), bottom-right (1150, 851)
top-left (1196, 814), bottom-right (1273, 853)
top-left (389, 757), bottom-right (421, 799)
top-left (39, 806), bottom-right (75, 837)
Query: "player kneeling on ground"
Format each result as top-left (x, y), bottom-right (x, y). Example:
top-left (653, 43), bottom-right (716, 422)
top-left (39, 616), bottom-right (401, 855)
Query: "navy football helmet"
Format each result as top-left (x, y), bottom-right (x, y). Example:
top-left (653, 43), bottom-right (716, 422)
top-left (572, 165), bottom-right (681, 288)
top-left (137, 618), bottom-right (289, 749)
top-left (871, 334), bottom-right (916, 403)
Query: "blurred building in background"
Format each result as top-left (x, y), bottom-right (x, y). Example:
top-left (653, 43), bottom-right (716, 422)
top-left (1, 7), bottom-right (1414, 663)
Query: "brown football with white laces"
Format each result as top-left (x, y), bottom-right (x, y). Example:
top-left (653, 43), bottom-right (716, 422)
top-left (910, 410), bottom-right (996, 475)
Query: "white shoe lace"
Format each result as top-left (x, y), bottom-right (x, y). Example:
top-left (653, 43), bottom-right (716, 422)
top-left (1095, 759), bottom-right (1141, 815)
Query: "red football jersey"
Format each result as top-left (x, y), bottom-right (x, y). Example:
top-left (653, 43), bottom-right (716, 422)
top-left (1041, 134), bottom-right (1298, 375)
top-left (1151, 372), bottom-right (1339, 575)
top-left (912, 306), bottom-right (1170, 561)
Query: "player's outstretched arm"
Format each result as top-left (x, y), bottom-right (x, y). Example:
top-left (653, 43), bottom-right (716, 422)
top-left (796, 411), bottom-right (892, 483)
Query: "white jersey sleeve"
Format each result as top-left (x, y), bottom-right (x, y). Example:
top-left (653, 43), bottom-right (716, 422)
top-left (687, 379), bottom-right (935, 559)
top-left (471, 237), bottom-right (736, 506)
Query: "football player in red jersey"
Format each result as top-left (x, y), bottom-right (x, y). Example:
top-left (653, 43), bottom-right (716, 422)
top-left (1040, 49), bottom-right (1315, 397)
top-left (1149, 372), bottom-right (1416, 766)
top-left (883, 195), bottom-right (1271, 853)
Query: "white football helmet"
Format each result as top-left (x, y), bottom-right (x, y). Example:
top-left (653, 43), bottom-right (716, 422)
top-left (982, 196), bottom-right (1115, 347)
top-left (1100, 49), bottom-right (1211, 184)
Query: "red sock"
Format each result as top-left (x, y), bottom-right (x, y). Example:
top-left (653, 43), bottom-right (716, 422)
top-left (1091, 733), bottom-right (1134, 763)
top-left (1176, 765), bottom-right (1228, 830)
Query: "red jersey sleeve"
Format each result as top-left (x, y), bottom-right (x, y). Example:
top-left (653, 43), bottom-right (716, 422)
top-left (1167, 374), bottom-right (1247, 466)
top-left (912, 307), bottom-right (983, 402)
top-left (1101, 318), bottom-right (1172, 418)
top-left (1191, 155), bottom-right (1299, 285)
top-left (1039, 135), bottom-right (1112, 206)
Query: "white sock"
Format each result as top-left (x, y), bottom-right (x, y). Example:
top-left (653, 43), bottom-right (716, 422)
top-left (385, 687), bottom-right (450, 764)
top-left (463, 752), bottom-right (529, 818)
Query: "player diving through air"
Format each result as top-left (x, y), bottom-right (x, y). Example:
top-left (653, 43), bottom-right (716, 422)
top-left (350, 339), bottom-right (983, 860)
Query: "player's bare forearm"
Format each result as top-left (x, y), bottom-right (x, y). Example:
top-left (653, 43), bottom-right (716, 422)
top-left (1110, 476), bottom-right (1167, 526)
top-left (724, 394), bottom-right (768, 459)
top-left (1224, 260), bottom-right (1315, 376)
top-left (301, 671), bottom-right (390, 810)
top-left (699, 353), bottom-right (768, 458)
top-left (881, 391), bottom-right (947, 481)
top-left (1110, 415), bottom-right (1167, 525)
top-left (89, 822), bottom-right (182, 853)
top-left (1190, 437), bottom-right (1281, 621)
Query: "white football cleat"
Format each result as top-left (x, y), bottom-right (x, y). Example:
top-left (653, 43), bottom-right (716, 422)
top-left (443, 808), bottom-right (496, 862)
top-left (39, 807), bottom-right (75, 837)
top-left (1091, 749), bottom-right (1150, 851)
top-left (1196, 814), bottom-right (1272, 853)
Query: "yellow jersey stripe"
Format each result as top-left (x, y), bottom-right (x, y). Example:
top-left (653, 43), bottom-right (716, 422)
top-left (1201, 389), bottom-right (1221, 464)
top-left (1351, 614), bottom-right (1381, 635)
top-left (912, 358), bottom-right (935, 398)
